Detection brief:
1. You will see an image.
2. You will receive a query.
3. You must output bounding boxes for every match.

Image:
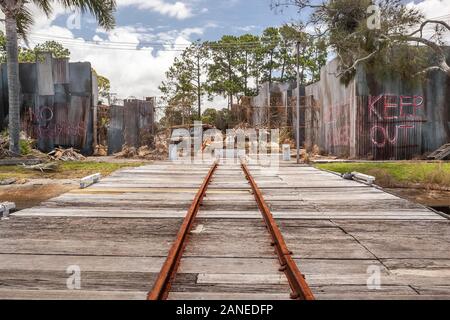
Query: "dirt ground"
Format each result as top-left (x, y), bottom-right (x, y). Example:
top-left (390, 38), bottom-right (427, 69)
top-left (0, 158), bottom-right (149, 212)
top-left (388, 188), bottom-right (450, 207)
top-left (0, 181), bottom-right (77, 211)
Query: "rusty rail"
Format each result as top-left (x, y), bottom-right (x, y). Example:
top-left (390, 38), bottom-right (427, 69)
top-left (241, 161), bottom-right (315, 300)
top-left (147, 161), bottom-right (218, 300)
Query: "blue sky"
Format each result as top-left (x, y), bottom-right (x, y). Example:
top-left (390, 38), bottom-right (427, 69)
top-left (61, 0), bottom-right (303, 48)
top-left (110, 0), bottom-right (301, 41)
top-left (1, 0), bottom-right (449, 105)
top-left (20, 0), bottom-right (309, 102)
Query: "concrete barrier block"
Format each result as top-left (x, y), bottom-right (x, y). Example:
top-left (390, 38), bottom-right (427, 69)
top-left (1, 202), bottom-right (16, 219)
top-left (80, 173), bottom-right (102, 189)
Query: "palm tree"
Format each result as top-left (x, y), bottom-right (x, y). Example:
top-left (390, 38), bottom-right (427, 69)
top-left (0, 0), bottom-right (116, 154)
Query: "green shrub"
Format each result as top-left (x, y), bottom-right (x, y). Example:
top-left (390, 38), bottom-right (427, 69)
top-left (19, 139), bottom-right (32, 155)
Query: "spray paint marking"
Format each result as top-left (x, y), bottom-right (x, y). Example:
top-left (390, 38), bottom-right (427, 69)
top-left (27, 107), bottom-right (86, 139)
top-left (323, 101), bottom-right (351, 148)
top-left (369, 94), bottom-right (424, 148)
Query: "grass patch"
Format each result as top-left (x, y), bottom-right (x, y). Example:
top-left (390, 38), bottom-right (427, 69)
top-left (314, 162), bottom-right (450, 189)
top-left (0, 161), bottom-right (146, 180)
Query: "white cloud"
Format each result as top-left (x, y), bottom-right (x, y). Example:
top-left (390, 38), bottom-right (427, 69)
top-left (235, 25), bottom-right (258, 32)
top-left (13, 3), bottom-right (202, 99)
top-left (406, 0), bottom-right (450, 42)
top-left (407, 0), bottom-right (450, 19)
top-left (117, 0), bottom-right (194, 20)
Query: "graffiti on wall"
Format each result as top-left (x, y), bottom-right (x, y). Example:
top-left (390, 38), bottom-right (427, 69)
top-left (26, 107), bottom-right (86, 139)
top-left (368, 94), bottom-right (425, 148)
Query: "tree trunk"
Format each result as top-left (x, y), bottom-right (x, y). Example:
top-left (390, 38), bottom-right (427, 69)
top-left (227, 54), bottom-right (232, 110)
top-left (197, 55), bottom-right (201, 117)
top-left (5, 15), bottom-right (21, 155)
top-left (269, 51), bottom-right (273, 87)
top-left (300, 47), bottom-right (307, 86)
top-left (244, 52), bottom-right (248, 96)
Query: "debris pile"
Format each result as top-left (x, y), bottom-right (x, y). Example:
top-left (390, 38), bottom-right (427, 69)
top-left (233, 122), bottom-right (253, 130)
top-left (23, 162), bottom-right (59, 172)
top-left (0, 132), bottom-right (48, 160)
top-left (114, 144), bottom-right (167, 161)
top-left (94, 144), bottom-right (108, 157)
top-left (114, 145), bottom-right (138, 158)
top-left (280, 127), bottom-right (295, 148)
top-left (114, 131), bottom-right (169, 161)
top-left (154, 132), bottom-right (169, 156)
top-left (48, 147), bottom-right (86, 161)
top-left (0, 136), bottom-right (15, 159)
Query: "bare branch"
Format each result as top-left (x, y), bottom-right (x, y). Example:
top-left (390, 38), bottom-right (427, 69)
top-left (408, 19), bottom-right (450, 38)
top-left (335, 51), bottom-right (378, 77)
top-left (414, 65), bottom-right (447, 76)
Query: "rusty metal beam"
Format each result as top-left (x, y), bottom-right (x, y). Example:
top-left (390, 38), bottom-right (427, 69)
top-left (147, 161), bottom-right (218, 300)
top-left (241, 162), bottom-right (315, 301)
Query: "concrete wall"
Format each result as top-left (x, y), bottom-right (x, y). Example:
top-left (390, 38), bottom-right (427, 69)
top-left (305, 58), bottom-right (450, 160)
top-left (0, 54), bottom-right (97, 154)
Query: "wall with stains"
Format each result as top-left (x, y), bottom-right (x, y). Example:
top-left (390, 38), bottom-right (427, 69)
top-left (305, 58), bottom-right (450, 160)
top-left (107, 98), bottom-right (156, 155)
top-left (0, 54), bottom-right (97, 154)
top-left (305, 59), bottom-right (358, 157)
top-left (249, 82), bottom-right (297, 128)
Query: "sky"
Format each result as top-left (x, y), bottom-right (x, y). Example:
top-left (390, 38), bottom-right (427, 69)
top-left (1, 0), bottom-right (450, 106)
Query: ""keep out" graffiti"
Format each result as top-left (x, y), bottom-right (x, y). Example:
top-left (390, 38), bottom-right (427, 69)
top-left (368, 94), bottom-right (424, 148)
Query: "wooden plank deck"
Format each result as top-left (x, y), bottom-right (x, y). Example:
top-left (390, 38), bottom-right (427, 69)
top-left (0, 160), bottom-right (449, 300)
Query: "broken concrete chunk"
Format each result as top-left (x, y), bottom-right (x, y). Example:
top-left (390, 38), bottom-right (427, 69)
top-left (80, 173), bottom-right (102, 189)
top-left (1, 202), bottom-right (16, 219)
top-left (351, 172), bottom-right (376, 185)
top-left (0, 178), bottom-right (16, 185)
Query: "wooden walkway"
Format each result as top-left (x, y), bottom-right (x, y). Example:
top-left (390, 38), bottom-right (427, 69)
top-left (0, 160), bottom-right (449, 300)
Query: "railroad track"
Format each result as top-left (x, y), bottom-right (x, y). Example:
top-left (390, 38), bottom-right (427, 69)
top-left (148, 160), bottom-right (315, 301)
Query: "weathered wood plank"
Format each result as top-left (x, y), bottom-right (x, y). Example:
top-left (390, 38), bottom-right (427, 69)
top-left (0, 289), bottom-right (147, 300)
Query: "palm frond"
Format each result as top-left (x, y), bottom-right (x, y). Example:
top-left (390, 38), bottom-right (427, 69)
top-left (57, 0), bottom-right (116, 30)
top-left (16, 5), bottom-right (34, 42)
top-left (32, 0), bottom-right (53, 16)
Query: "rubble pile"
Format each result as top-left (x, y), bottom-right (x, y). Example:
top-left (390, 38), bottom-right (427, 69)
top-left (0, 135), bottom-right (15, 159)
top-left (114, 145), bottom-right (138, 158)
top-left (48, 147), bottom-right (86, 161)
top-left (233, 122), bottom-right (253, 130)
top-left (114, 131), bottom-right (169, 161)
top-left (93, 144), bottom-right (108, 157)
top-left (23, 162), bottom-right (59, 172)
top-left (154, 132), bottom-right (169, 156)
top-left (0, 132), bottom-right (48, 159)
top-left (114, 145), bottom-right (167, 161)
